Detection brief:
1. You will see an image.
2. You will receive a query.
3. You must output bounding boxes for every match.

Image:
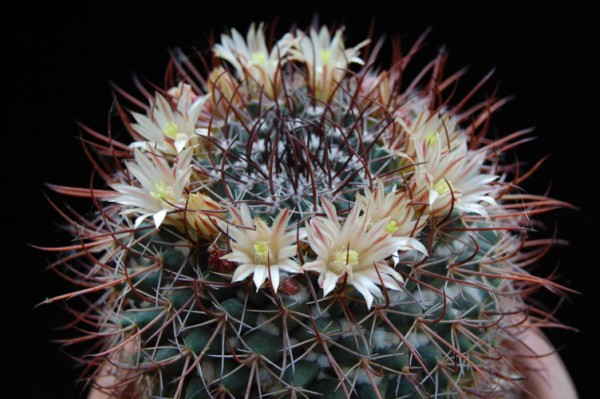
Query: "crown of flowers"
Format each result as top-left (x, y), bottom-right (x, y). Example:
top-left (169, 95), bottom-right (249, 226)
top-left (58, 23), bottom-right (549, 311)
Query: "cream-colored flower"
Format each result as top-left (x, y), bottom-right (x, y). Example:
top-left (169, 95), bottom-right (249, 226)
top-left (220, 205), bottom-right (301, 292)
top-left (167, 82), bottom-right (200, 105)
top-left (302, 198), bottom-right (406, 309)
top-left (214, 23), bottom-right (293, 98)
top-left (394, 105), bottom-right (464, 160)
top-left (206, 67), bottom-right (244, 118)
top-left (408, 135), bottom-right (498, 217)
top-left (185, 192), bottom-right (221, 239)
top-left (358, 180), bottom-right (428, 255)
top-left (359, 71), bottom-right (398, 110)
top-left (111, 147), bottom-right (193, 228)
top-left (130, 86), bottom-right (207, 154)
top-left (288, 26), bottom-right (369, 99)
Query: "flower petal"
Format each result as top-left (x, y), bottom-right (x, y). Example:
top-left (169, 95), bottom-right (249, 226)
top-left (252, 265), bottom-right (268, 291)
top-left (153, 209), bottom-right (168, 228)
top-left (269, 266), bottom-right (281, 292)
top-left (321, 271), bottom-right (340, 297)
top-left (232, 263), bottom-right (258, 282)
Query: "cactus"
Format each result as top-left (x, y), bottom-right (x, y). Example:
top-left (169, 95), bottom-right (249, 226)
top-left (46, 23), bottom-right (570, 398)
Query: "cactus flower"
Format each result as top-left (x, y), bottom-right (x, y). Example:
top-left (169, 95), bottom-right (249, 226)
top-left (220, 205), bottom-right (301, 292)
top-left (303, 198), bottom-right (409, 308)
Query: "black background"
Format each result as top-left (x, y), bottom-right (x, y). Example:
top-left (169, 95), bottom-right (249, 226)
top-left (3, 1), bottom-right (598, 398)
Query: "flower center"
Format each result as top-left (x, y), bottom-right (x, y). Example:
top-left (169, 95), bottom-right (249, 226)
top-left (253, 240), bottom-right (272, 265)
top-left (427, 131), bottom-right (437, 145)
top-left (320, 49), bottom-right (332, 64)
top-left (251, 52), bottom-right (267, 64)
top-left (328, 247), bottom-right (359, 276)
top-left (150, 181), bottom-right (177, 204)
top-left (162, 120), bottom-right (179, 138)
top-left (385, 221), bottom-right (399, 234)
top-left (433, 179), bottom-right (453, 196)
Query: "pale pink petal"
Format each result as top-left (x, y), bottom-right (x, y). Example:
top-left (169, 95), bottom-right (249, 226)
top-left (232, 263), bottom-right (258, 282)
top-left (279, 259), bottom-right (302, 273)
top-left (174, 139), bottom-right (187, 154)
top-left (320, 197), bottom-right (340, 229)
top-left (195, 128), bottom-right (209, 136)
top-left (153, 209), bottom-right (168, 228)
top-left (398, 237), bottom-right (428, 255)
top-left (134, 214), bottom-right (150, 229)
top-left (302, 260), bottom-right (326, 273)
top-left (321, 271), bottom-right (340, 297)
top-left (271, 208), bottom-right (290, 237)
top-left (359, 265), bottom-right (403, 288)
top-left (428, 189), bottom-right (439, 206)
top-left (278, 245), bottom-right (298, 259)
top-left (306, 220), bottom-right (331, 257)
top-left (221, 250), bottom-right (253, 265)
top-left (252, 265), bottom-right (268, 291)
top-left (269, 267), bottom-right (281, 292)
top-left (350, 276), bottom-right (378, 309)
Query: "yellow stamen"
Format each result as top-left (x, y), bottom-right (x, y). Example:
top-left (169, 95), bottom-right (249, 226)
top-left (433, 179), bottom-right (452, 195)
top-left (385, 221), bottom-right (399, 234)
top-left (251, 52), bottom-right (267, 64)
top-left (427, 132), bottom-right (437, 145)
top-left (328, 247), bottom-right (359, 275)
top-left (150, 181), bottom-right (177, 203)
top-left (163, 121), bottom-right (179, 138)
top-left (320, 49), bottom-right (332, 64)
top-left (253, 241), bottom-right (271, 265)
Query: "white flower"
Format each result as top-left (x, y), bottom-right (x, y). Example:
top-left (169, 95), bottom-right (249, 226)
top-left (220, 205), bottom-right (301, 292)
top-left (288, 26), bottom-right (369, 98)
top-left (130, 86), bottom-right (207, 154)
top-left (359, 71), bottom-right (397, 110)
top-left (408, 134), bottom-right (498, 217)
top-left (111, 147), bottom-right (193, 228)
top-left (302, 198), bottom-right (406, 309)
top-left (358, 180), bottom-right (428, 255)
top-left (167, 82), bottom-right (200, 105)
top-left (206, 67), bottom-right (244, 117)
top-left (214, 23), bottom-right (293, 97)
top-left (394, 105), bottom-right (463, 160)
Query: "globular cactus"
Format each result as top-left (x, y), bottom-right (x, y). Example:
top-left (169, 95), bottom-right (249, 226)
top-left (46, 23), bottom-right (570, 398)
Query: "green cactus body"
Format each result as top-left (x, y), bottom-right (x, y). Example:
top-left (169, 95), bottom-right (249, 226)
top-left (47, 23), bottom-right (567, 398)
